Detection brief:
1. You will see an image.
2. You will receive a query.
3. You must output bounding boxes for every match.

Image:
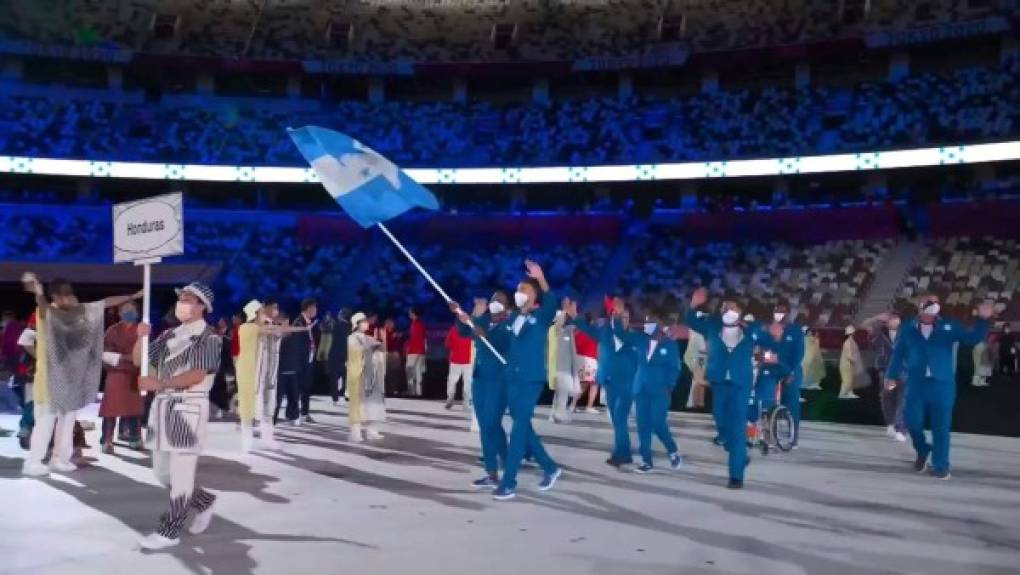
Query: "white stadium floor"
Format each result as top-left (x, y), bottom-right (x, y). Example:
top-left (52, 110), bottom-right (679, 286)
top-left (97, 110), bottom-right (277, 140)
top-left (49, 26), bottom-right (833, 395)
top-left (1, 398), bottom-right (1018, 575)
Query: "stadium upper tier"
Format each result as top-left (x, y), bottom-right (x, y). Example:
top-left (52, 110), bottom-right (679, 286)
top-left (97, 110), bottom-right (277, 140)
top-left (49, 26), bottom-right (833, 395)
top-left (0, 58), bottom-right (1016, 167)
top-left (0, 0), bottom-right (1003, 62)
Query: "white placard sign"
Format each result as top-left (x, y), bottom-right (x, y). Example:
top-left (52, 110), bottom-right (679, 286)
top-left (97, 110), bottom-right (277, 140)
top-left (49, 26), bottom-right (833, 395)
top-left (113, 192), bottom-right (184, 263)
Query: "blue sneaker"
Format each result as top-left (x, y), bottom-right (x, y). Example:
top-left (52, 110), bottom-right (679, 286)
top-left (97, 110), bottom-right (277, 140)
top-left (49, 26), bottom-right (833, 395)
top-left (634, 463), bottom-right (654, 474)
top-left (537, 467), bottom-right (562, 491)
top-left (492, 486), bottom-right (517, 501)
top-left (472, 476), bottom-right (498, 490)
top-left (669, 452), bottom-right (683, 471)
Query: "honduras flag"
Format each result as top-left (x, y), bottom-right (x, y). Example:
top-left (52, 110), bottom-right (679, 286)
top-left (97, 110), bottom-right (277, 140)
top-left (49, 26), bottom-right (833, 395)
top-left (287, 126), bottom-right (439, 228)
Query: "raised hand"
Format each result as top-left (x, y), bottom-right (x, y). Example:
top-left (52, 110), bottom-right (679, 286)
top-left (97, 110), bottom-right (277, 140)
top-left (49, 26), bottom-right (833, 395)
top-left (472, 297), bottom-right (488, 316)
top-left (611, 297), bottom-right (625, 316)
top-left (564, 299), bottom-right (578, 319)
top-left (137, 323), bottom-right (152, 338)
top-left (690, 287), bottom-right (708, 308)
top-left (525, 259), bottom-right (544, 282)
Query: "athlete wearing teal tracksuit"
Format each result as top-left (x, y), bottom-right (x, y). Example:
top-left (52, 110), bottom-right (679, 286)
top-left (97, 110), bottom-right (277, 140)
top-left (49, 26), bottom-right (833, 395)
top-left (613, 314), bottom-right (682, 473)
top-left (574, 311), bottom-right (639, 466)
top-left (885, 297), bottom-right (991, 479)
top-left (685, 288), bottom-right (770, 489)
top-left (476, 260), bottom-right (562, 501)
top-left (456, 292), bottom-right (513, 489)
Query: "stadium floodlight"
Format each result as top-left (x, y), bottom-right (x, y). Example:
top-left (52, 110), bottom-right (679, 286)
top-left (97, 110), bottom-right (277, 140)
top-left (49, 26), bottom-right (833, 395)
top-left (2, 140), bottom-right (1019, 184)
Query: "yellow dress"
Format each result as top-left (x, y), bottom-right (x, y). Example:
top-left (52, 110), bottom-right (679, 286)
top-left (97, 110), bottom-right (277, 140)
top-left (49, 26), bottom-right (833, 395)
top-left (839, 337), bottom-right (864, 394)
top-left (802, 335), bottom-right (826, 388)
top-left (236, 322), bottom-right (260, 421)
top-left (347, 332), bottom-right (366, 426)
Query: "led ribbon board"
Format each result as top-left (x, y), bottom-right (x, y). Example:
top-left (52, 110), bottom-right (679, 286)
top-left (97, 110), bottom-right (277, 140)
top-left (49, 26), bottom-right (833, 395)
top-left (1, 141), bottom-right (1017, 184)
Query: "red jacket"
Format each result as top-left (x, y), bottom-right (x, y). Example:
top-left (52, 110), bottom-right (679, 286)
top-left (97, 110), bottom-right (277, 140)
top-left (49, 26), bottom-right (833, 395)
top-left (445, 325), bottom-right (473, 365)
top-left (407, 318), bottom-right (427, 354)
top-left (230, 326), bottom-right (241, 358)
top-left (575, 329), bottom-right (598, 359)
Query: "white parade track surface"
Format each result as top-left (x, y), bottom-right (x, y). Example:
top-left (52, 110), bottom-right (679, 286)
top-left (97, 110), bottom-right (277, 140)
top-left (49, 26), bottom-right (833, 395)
top-left (1, 397), bottom-right (1018, 575)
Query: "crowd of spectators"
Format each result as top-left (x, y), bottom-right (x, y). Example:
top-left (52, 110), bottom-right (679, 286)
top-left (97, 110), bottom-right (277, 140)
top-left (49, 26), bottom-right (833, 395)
top-left (0, 58), bottom-right (1016, 167)
top-left (4, 203), bottom-right (1020, 324)
top-left (897, 236), bottom-right (1020, 321)
top-left (618, 236), bottom-right (894, 327)
top-left (0, 0), bottom-right (984, 61)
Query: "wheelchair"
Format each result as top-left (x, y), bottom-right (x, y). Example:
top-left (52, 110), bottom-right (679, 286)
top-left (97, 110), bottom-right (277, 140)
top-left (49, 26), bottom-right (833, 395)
top-left (746, 385), bottom-right (796, 455)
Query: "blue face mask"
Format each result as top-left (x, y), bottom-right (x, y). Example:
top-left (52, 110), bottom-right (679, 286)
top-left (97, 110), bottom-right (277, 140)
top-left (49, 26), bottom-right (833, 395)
top-left (644, 322), bottom-right (657, 336)
top-left (121, 311), bottom-right (139, 323)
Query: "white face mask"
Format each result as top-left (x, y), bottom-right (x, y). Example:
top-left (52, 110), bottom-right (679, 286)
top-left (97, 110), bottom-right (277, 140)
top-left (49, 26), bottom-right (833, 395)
top-left (922, 302), bottom-right (940, 316)
top-left (643, 322), bottom-right (657, 335)
top-left (722, 310), bottom-right (740, 326)
top-left (773, 312), bottom-right (786, 323)
top-left (175, 301), bottom-right (195, 323)
top-left (514, 291), bottom-right (529, 308)
top-left (488, 301), bottom-right (505, 315)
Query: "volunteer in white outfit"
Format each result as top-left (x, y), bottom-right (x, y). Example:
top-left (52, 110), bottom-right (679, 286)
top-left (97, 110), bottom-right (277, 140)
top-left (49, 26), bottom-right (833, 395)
top-left (134, 282), bottom-right (223, 550)
top-left (549, 303), bottom-right (582, 423)
top-left (347, 313), bottom-right (387, 442)
top-left (236, 299), bottom-right (309, 453)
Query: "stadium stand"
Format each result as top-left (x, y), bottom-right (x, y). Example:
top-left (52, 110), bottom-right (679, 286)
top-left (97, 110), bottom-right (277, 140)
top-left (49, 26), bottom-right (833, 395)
top-left (0, 57), bottom-right (1016, 167)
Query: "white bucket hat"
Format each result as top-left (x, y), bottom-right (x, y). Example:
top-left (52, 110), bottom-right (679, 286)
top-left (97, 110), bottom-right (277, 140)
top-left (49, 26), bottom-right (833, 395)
top-left (350, 312), bottom-right (367, 331)
top-left (243, 299), bottom-right (263, 322)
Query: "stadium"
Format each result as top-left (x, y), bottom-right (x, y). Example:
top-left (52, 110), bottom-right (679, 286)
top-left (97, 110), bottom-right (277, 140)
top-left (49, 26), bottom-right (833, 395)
top-left (0, 1), bottom-right (1018, 574)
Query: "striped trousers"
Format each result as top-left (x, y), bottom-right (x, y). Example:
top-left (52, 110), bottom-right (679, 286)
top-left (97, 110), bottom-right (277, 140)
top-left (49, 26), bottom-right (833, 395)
top-left (153, 451), bottom-right (216, 539)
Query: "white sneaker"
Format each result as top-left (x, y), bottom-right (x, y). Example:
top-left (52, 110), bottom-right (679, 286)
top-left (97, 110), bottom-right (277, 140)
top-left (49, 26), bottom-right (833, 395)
top-left (584, 408), bottom-right (599, 415)
top-left (886, 425), bottom-right (897, 438)
top-left (894, 432), bottom-right (907, 443)
top-left (138, 533), bottom-right (179, 550)
top-left (349, 425), bottom-right (364, 443)
top-left (839, 392), bottom-right (860, 400)
top-left (49, 460), bottom-right (78, 474)
top-left (365, 428), bottom-right (384, 441)
top-left (22, 461), bottom-right (50, 477)
top-left (188, 503), bottom-right (215, 535)
top-left (296, 416), bottom-right (304, 427)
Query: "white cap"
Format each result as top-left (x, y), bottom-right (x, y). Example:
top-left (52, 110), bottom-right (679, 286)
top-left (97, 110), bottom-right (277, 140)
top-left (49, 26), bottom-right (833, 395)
top-left (243, 299), bottom-right (263, 322)
top-left (350, 312), bottom-right (368, 331)
top-left (845, 325), bottom-right (856, 335)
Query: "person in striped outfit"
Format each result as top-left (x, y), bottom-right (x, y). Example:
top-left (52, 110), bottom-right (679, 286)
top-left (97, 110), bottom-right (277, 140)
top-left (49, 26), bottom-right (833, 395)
top-left (133, 282), bottom-right (223, 550)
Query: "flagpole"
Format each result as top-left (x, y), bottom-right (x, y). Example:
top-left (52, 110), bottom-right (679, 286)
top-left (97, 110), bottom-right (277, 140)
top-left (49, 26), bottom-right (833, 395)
top-left (376, 222), bottom-right (507, 365)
